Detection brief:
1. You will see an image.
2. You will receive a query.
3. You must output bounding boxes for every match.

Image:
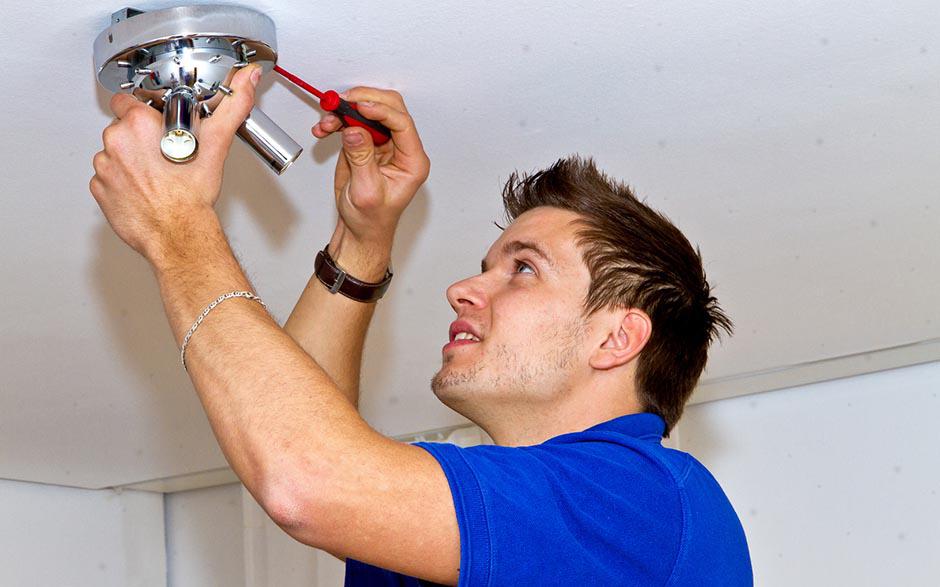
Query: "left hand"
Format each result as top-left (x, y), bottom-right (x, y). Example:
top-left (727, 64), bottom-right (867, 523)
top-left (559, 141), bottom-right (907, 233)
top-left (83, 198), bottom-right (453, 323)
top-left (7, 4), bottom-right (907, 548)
top-left (89, 64), bottom-right (262, 263)
top-left (311, 88), bottom-right (430, 250)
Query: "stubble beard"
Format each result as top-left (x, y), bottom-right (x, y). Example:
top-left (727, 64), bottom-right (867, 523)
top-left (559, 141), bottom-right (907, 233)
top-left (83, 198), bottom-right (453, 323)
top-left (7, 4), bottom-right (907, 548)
top-left (430, 317), bottom-right (587, 411)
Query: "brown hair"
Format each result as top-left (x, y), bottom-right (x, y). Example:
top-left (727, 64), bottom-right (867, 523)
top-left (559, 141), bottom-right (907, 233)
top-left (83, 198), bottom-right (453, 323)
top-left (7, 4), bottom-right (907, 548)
top-left (501, 155), bottom-right (732, 436)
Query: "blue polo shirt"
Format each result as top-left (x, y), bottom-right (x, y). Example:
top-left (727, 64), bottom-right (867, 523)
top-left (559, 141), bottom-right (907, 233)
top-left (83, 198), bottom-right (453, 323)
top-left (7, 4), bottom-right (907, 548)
top-left (345, 412), bottom-right (752, 586)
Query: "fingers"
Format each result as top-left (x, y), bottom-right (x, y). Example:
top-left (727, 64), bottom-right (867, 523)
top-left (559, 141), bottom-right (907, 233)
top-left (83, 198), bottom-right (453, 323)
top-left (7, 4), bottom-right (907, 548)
top-left (351, 100), bottom-right (424, 159)
top-left (311, 86), bottom-right (429, 182)
top-left (109, 93), bottom-right (152, 120)
top-left (340, 126), bottom-right (386, 207)
top-left (344, 87), bottom-right (408, 113)
top-left (201, 64), bottom-right (262, 156)
top-left (100, 110), bottom-right (153, 159)
top-left (92, 149), bottom-right (108, 172)
top-left (312, 113), bottom-right (342, 138)
top-left (101, 118), bottom-right (119, 146)
top-left (89, 173), bottom-right (107, 205)
top-left (342, 126), bottom-right (378, 168)
top-left (311, 87), bottom-right (409, 141)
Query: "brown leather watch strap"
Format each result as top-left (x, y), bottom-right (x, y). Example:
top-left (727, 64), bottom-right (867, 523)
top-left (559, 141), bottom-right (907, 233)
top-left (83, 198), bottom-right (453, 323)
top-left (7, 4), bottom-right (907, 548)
top-left (314, 244), bottom-right (393, 303)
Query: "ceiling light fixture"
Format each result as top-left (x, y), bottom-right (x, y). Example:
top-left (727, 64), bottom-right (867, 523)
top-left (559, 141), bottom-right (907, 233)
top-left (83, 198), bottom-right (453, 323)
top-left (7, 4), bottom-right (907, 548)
top-left (93, 5), bottom-right (302, 174)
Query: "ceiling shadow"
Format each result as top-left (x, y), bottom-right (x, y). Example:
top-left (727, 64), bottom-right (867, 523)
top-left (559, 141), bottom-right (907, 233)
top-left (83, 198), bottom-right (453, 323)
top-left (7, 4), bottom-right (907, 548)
top-left (214, 141), bottom-right (299, 251)
top-left (87, 223), bottom-right (209, 477)
top-left (356, 184), bottom-right (435, 406)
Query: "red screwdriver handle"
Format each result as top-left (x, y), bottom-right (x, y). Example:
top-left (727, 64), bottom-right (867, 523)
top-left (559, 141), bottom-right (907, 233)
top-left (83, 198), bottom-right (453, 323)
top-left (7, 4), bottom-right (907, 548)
top-left (320, 90), bottom-right (392, 146)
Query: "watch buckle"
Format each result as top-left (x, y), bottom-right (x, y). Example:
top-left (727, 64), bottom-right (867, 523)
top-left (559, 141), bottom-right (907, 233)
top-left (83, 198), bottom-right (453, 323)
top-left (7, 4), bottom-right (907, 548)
top-left (329, 269), bottom-right (347, 294)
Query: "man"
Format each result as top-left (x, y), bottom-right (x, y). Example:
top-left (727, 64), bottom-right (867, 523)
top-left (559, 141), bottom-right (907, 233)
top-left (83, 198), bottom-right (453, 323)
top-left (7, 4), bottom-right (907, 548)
top-left (91, 64), bottom-right (752, 585)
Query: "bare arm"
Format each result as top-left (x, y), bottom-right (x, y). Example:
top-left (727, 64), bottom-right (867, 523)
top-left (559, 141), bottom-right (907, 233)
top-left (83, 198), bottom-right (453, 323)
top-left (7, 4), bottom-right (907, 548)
top-left (283, 87), bottom-right (428, 407)
top-left (282, 226), bottom-right (390, 407)
top-left (91, 68), bottom-right (457, 584)
top-left (147, 214), bottom-right (459, 583)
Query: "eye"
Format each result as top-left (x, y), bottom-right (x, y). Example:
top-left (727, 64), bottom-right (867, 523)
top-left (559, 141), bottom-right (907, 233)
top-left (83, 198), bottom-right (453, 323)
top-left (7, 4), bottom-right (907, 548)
top-left (514, 259), bottom-right (535, 274)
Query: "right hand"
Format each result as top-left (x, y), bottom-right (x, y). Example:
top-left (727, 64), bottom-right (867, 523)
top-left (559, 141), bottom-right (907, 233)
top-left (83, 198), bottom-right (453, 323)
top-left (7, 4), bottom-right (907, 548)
top-left (312, 88), bottom-right (430, 250)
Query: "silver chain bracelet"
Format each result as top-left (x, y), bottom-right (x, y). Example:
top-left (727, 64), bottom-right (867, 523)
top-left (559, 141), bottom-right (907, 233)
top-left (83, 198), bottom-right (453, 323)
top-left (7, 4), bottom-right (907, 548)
top-left (180, 291), bottom-right (267, 371)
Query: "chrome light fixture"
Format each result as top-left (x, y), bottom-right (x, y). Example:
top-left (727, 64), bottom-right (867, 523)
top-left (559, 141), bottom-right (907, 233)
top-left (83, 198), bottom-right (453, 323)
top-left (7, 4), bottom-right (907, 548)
top-left (93, 5), bottom-right (303, 174)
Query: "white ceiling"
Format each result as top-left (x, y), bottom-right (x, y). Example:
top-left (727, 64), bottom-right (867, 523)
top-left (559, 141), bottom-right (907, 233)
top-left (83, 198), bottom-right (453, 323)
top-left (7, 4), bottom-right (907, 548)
top-left (1, 0), bottom-right (938, 489)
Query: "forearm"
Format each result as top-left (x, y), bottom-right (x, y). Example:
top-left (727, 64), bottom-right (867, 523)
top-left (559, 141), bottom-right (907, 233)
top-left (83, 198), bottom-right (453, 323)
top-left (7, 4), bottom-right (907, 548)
top-left (150, 208), bottom-right (372, 509)
top-left (283, 220), bottom-right (392, 407)
top-left (282, 87), bottom-right (428, 406)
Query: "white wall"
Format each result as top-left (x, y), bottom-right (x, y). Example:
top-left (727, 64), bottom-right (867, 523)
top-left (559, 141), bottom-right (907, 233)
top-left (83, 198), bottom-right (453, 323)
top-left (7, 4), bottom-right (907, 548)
top-left (164, 362), bottom-right (940, 586)
top-left (161, 427), bottom-right (489, 586)
top-left (165, 484), bottom-right (245, 587)
top-left (676, 360), bottom-right (940, 585)
top-left (242, 486), bottom-right (345, 587)
top-left (0, 479), bottom-right (165, 586)
top-left (0, 478), bottom-right (336, 587)
top-left (3, 362), bottom-right (936, 585)
top-left (164, 483), bottom-right (340, 587)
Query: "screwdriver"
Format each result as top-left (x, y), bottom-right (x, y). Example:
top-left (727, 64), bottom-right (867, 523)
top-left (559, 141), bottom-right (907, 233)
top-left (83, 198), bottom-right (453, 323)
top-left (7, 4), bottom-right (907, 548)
top-left (273, 65), bottom-right (392, 146)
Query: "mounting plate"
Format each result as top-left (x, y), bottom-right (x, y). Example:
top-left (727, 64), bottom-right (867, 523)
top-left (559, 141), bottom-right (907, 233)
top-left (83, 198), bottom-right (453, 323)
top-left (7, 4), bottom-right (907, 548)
top-left (93, 5), bottom-right (276, 98)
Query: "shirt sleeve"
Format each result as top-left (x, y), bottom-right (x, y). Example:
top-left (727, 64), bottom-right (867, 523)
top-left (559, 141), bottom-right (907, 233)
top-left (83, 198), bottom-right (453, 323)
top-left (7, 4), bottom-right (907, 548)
top-left (344, 557), bottom-right (446, 587)
top-left (413, 439), bottom-right (683, 586)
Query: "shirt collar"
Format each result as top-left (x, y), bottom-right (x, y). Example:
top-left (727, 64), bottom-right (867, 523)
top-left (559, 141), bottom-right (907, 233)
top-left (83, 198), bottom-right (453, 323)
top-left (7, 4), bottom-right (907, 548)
top-left (582, 411), bottom-right (665, 440)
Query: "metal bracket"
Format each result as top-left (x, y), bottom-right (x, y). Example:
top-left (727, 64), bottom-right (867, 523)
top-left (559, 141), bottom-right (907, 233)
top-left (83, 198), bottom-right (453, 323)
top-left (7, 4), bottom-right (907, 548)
top-left (110, 7), bottom-right (146, 25)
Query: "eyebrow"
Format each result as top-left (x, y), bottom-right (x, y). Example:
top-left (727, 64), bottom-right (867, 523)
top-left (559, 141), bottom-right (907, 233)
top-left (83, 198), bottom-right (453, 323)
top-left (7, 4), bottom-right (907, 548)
top-left (481, 240), bottom-right (557, 273)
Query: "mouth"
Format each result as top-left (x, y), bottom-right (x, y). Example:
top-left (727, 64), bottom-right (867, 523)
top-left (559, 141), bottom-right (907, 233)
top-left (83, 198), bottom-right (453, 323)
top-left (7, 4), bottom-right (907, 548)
top-left (444, 319), bottom-right (483, 353)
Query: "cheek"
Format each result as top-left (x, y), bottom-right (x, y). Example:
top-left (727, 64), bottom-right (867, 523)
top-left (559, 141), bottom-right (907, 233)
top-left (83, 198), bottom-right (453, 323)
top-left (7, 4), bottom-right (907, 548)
top-left (494, 293), bottom-right (577, 341)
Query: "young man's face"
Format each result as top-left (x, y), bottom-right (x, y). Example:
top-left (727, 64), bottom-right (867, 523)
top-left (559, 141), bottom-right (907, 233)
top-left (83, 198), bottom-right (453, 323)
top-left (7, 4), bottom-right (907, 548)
top-left (432, 206), bottom-right (598, 413)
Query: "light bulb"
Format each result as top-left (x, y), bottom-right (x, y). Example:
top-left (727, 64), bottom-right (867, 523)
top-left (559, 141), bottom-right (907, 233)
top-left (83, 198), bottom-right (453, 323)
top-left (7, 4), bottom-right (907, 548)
top-left (161, 86), bottom-right (200, 163)
top-left (161, 129), bottom-right (197, 162)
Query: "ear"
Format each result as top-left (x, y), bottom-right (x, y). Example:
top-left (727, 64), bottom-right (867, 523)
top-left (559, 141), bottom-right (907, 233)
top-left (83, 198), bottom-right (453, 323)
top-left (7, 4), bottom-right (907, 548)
top-left (588, 309), bottom-right (652, 371)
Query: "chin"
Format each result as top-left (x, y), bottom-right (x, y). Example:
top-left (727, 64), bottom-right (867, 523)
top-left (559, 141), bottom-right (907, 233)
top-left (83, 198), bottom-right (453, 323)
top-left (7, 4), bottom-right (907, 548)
top-left (430, 376), bottom-right (488, 431)
top-left (430, 366), bottom-right (481, 410)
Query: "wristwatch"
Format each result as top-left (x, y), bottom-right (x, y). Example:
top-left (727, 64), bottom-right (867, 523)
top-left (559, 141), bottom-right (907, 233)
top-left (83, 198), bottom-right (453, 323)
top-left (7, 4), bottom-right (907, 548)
top-left (314, 244), bottom-right (393, 303)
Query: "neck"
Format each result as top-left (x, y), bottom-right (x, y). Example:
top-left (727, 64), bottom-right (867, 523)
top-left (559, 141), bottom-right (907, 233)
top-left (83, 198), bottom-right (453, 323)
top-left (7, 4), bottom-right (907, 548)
top-left (473, 383), bottom-right (643, 446)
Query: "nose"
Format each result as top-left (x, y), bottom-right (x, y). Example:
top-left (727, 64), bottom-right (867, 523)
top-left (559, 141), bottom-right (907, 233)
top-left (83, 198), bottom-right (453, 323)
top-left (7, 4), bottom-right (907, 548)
top-left (446, 274), bottom-right (488, 313)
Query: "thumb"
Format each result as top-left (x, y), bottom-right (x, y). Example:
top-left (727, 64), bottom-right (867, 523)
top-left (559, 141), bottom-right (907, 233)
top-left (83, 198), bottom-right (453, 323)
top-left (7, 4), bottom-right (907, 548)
top-left (341, 127), bottom-right (384, 206)
top-left (202, 64), bottom-right (261, 155)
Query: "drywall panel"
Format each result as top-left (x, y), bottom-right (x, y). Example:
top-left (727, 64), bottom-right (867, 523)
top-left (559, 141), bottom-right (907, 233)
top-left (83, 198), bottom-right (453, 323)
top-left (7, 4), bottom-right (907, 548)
top-left (164, 482), bottom-right (332, 586)
top-left (0, 479), bottom-right (165, 586)
top-left (676, 360), bottom-right (940, 585)
top-left (165, 483), bottom-right (246, 587)
top-left (0, 0), bottom-right (937, 488)
top-left (241, 485), bottom-right (324, 587)
top-left (162, 428), bottom-right (490, 585)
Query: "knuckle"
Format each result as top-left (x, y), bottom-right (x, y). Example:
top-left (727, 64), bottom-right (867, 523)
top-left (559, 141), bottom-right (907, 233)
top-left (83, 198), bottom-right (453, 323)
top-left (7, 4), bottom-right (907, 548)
top-left (101, 124), bottom-right (117, 144)
top-left (243, 82), bottom-right (257, 100)
top-left (126, 106), bottom-right (154, 131)
top-left (345, 147), bottom-right (374, 167)
top-left (92, 151), bottom-right (108, 172)
top-left (125, 106), bottom-right (145, 124)
top-left (388, 90), bottom-right (407, 110)
top-left (417, 159), bottom-right (431, 182)
top-left (89, 176), bottom-right (103, 199)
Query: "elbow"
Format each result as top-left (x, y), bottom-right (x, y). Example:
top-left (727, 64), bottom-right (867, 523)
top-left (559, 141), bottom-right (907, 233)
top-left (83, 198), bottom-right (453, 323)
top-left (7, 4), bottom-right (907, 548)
top-left (261, 470), bottom-right (327, 546)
